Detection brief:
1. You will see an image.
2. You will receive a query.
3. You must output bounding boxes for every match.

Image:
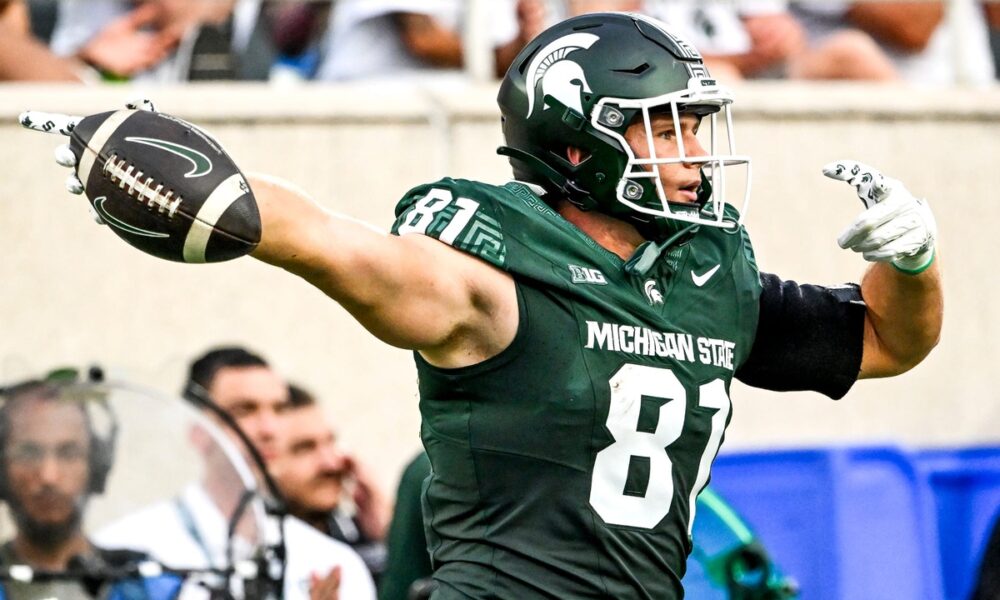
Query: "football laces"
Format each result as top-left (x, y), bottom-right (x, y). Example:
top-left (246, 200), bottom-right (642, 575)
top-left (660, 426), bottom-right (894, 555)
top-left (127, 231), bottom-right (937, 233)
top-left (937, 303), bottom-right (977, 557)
top-left (102, 154), bottom-right (183, 218)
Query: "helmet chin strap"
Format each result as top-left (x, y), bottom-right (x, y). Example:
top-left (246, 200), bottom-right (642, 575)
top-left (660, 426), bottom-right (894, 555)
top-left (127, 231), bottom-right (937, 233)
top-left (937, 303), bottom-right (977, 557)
top-left (497, 146), bottom-right (590, 200)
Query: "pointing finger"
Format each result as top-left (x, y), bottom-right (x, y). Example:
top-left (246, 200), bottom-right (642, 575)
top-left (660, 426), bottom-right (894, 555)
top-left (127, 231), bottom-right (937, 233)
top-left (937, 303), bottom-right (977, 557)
top-left (822, 160), bottom-right (861, 182)
top-left (823, 159), bottom-right (894, 209)
top-left (19, 111), bottom-right (83, 136)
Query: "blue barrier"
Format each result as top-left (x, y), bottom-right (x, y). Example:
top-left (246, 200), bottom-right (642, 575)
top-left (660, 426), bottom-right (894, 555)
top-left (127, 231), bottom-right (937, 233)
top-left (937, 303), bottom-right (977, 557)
top-left (913, 447), bottom-right (1000, 600)
top-left (708, 446), bottom-right (943, 600)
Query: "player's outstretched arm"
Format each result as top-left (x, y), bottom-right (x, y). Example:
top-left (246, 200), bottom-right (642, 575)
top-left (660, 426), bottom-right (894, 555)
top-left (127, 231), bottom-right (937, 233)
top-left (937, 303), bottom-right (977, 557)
top-left (823, 160), bottom-right (943, 378)
top-left (246, 174), bottom-right (517, 365)
top-left (18, 104), bottom-right (517, 367)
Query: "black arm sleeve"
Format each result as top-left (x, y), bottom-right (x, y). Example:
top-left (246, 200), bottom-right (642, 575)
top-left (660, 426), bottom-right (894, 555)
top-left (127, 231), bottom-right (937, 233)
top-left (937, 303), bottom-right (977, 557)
top-left (735, 272), bottom-right (867, 399)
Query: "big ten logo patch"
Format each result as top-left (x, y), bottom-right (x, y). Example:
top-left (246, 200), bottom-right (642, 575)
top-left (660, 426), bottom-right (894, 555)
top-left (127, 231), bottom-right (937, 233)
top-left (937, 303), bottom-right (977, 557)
top-left (569, 265), bottom-right (608, 285)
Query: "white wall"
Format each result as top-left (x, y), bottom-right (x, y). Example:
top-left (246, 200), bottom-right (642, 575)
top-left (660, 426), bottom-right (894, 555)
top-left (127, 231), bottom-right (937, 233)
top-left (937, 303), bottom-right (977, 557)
top-left (0, 81), bottom-right (998, 491)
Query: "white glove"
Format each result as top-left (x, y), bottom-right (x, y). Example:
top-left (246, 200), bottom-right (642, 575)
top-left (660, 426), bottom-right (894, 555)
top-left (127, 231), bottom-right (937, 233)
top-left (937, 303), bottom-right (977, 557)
top-left (19, 98), bottom-right (157, 225)
top-left (823, 160), bottom-right (936, 275)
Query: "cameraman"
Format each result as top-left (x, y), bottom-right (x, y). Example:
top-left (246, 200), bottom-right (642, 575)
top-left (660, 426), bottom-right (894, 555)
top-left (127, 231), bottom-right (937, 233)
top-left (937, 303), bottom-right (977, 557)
top-left (0, 374), bottom-right (180, 600)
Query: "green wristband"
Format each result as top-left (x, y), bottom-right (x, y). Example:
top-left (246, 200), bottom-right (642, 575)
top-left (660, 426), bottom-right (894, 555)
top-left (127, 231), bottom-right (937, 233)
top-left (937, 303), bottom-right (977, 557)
top-left (892, 248), bottom-right (935, 276)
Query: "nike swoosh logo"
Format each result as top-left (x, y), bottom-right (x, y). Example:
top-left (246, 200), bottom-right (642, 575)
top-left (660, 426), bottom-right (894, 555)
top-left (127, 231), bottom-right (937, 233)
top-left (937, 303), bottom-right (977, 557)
top-left (691, 264), bottom-right (721, 287)
top-left (125, 136), bottom-right (213, 178)
top-left (93, 197), bottom-right (170, 239)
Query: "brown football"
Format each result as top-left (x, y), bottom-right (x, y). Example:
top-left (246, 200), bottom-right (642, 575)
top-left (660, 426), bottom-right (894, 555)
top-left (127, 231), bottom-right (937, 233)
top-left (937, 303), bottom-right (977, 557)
top-left (69, 109), bottom-right (260, 263)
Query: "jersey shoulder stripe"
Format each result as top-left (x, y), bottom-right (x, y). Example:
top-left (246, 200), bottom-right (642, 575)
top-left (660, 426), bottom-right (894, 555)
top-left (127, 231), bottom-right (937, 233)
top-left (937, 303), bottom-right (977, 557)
top-left (391, 178), bottom-right (516, 269)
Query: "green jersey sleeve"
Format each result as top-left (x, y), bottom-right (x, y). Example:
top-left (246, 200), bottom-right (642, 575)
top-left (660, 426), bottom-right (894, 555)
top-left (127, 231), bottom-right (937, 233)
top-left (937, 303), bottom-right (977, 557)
top-left (391, 178), bottom-right (509, 269)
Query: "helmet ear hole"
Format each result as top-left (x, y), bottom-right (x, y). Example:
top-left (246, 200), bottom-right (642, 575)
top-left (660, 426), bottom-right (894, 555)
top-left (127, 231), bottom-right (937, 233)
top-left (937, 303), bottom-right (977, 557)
top-left (566, 146), bottom-right (591, 166)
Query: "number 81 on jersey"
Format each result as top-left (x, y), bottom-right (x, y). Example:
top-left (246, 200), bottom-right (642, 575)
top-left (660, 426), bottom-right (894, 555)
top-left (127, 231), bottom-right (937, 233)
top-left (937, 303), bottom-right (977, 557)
top-left (590, 364), bottom-right (729, 533)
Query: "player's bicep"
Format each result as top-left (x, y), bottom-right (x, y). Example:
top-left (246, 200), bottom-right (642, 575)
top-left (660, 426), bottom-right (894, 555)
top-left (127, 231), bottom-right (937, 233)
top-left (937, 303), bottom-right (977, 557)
top-left (328, 232), bottom-right (515, 354)
top-left (249, 176), bottom-right (512, 352)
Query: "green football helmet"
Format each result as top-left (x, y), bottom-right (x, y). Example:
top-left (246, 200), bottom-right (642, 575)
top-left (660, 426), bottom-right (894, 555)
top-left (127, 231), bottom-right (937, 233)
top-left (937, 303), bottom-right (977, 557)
top-left (497, 12), bottom-right (751, 240)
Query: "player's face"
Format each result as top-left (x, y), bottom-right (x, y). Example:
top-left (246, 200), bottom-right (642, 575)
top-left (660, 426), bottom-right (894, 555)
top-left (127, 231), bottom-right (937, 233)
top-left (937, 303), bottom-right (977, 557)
top-left (624, 112), bottom-right (707, 204)
top-left (5, 398), bottom-right (90, 531)
top-left (272, 406), bottom-right (347, 513)
top-left (208, 366), bottom-right (291, 462)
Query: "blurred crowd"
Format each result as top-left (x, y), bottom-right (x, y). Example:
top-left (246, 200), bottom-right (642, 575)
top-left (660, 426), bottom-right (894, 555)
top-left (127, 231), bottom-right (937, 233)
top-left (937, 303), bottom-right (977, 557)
top-left (0, 348), bottom-right (396, 599)
top-left (2, 0), bottom-right (999, 86)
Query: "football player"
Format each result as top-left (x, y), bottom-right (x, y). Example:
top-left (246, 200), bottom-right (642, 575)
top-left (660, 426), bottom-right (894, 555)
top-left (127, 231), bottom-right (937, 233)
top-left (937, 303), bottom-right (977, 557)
top-left (22, 12), bottom-right (942, 599)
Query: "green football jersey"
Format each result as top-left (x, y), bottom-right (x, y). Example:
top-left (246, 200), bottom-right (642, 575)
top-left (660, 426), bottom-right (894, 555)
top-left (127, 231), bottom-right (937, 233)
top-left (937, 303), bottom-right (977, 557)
top-left (391, 179), bottom-right (762, 599)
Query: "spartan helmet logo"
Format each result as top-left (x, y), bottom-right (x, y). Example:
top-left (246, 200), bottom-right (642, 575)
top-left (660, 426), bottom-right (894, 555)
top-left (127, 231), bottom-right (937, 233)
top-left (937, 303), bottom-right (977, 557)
top-left (525, 32), bottom-right (600, 118)
top-left (644, 280), bottom-right (664, 305)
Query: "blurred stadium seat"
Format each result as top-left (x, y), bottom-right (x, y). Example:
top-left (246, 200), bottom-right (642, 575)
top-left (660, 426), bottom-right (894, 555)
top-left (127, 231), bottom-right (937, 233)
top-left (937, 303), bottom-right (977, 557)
top-left (913, 446), bottom-right (1000, 600)
top-left (709, 447), bottom-right (943, 600)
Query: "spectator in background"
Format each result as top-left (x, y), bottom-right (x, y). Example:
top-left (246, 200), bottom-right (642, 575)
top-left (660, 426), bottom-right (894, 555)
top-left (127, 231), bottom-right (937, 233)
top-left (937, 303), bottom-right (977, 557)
top-left (0, 375), bottom-right (182, 600)
top-left (553, 0), bottom-right (755, 82)
top-left (646, 2), bottom-right (755, 83)
top-left (791, 1), bottom-right (996, 85)
top-left (98, 347), bottom-right (376, 600)
top-left (267, 0), bottom-right (333, 80)
top-left (562, 0), bottom-right (642, 15)
top-left (990, 3), bottom-right (1000, 79)
top-left (647, 1), bottom-right (899, 82)
top-left (23, 0), bottom-right (58, 43)
top-left (271, 384), bottom-right (390, 583)
top-left (739, 1), bottom-right (900, 81)
top-left (0, 0), bottom-right (82, 81)
top-left (5, 0), bottom-right (179, 82)
top-left (0, 0), bottom-right (28, 34)
top-left (48, 0), bottom-right (273, 82)
top-left (315, 0), bottom-right (547, 82)
top-left (557, 0), bottom-right (898, 82)
top-left (62, 2), bottom-right (179, 80)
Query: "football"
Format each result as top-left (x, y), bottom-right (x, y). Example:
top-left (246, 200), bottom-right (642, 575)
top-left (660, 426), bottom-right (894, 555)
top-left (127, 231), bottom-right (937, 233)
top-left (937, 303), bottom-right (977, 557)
top-left (68, 109), bottom-right (260, 263)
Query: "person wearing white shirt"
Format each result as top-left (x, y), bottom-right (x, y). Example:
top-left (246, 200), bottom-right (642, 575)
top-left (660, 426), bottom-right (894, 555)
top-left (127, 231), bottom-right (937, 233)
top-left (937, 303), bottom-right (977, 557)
top-left (790, 0), bottom-right (996, 85)
top-left (49, 0), bottom-right (267, 82)
top-left (98, 347), bottom-right (376, 599)
top-left (315, 0), bottom-right (546, 82)
top-left (97, 483), bottom-right (375, 600)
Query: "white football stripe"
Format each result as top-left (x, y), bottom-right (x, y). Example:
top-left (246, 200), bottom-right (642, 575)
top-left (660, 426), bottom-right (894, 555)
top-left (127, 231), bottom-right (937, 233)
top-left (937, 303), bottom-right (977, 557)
top-left (77, 110), bottom-right (136, 188)
top-left (183, 174), bottom-right (249, 263)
